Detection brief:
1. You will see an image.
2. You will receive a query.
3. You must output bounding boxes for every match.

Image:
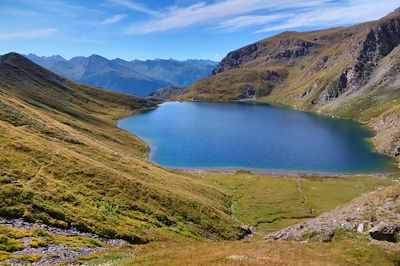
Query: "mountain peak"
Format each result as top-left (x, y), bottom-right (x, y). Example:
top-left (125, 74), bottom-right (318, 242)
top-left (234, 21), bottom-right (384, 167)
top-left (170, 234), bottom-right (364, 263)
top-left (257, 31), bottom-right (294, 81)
top-left (2, 52), bottom-right (43, 68)
top-left (1, 52), bottom-right (26, 61)
top-left (383, 7), bottom-right (400, 19)
top-left (88, 54), bottom-right (107, 61)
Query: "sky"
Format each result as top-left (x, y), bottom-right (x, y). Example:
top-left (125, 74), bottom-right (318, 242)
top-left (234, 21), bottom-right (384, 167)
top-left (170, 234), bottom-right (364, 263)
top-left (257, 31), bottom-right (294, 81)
top-left (1, 0), bottom-right (400, 61)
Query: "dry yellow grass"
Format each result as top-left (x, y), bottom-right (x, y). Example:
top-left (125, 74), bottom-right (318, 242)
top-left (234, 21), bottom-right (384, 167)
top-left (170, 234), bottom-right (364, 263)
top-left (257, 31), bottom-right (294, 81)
top-left (83, 238), bottom-right (400, 266)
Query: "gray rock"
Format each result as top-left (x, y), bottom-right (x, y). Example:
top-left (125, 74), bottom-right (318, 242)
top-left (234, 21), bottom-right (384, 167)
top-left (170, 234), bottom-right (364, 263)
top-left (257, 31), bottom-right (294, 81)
top-left (369, 221), bottom-right (400, 242)
top-left (357, 223), bottom-right (364, 233)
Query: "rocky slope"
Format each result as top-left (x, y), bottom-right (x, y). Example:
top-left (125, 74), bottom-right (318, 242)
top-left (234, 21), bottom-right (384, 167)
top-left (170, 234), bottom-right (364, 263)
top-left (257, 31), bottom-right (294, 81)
top-left (179, 8), bottom-right (400, 166)
top-left (265, 184), bottom-right (400, 243)
top-left (149, 85), bottom-right (186, 99)
top-left (0, 217), bottom-right (127, 265)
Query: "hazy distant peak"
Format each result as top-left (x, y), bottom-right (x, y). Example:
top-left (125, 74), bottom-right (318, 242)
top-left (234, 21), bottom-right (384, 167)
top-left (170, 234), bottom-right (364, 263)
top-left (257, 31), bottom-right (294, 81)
top-left (87, 54), bottom-right (108, 61)
top-left (25, 53), bottom-right (218, 96)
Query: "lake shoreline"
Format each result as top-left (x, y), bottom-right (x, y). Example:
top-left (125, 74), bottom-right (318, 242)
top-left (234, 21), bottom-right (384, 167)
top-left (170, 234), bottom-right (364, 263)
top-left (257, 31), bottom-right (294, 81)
top-left (157, 164), bottom-right (399, 177)
top-left (117, 101), bottom-right (398, 175)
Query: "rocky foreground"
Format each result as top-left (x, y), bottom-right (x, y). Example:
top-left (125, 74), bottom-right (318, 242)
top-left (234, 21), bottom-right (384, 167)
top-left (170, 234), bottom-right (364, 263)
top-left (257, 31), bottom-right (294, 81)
top-left (0, 218), bottom-right (127, 265)
top-left (265, 184), bottom-right (400, 243)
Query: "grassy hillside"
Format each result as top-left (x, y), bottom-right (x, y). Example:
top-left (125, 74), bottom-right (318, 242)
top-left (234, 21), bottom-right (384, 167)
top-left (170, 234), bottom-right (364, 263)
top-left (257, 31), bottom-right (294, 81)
top-left (178, 9), bottom-right (400, 166)
top-left (0, 53), bottom-right (243, 243)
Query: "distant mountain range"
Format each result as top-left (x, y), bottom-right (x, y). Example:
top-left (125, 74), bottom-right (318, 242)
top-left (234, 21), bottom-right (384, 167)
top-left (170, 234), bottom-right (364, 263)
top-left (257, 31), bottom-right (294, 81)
top-left (25, 54), bottom-right (217, 96)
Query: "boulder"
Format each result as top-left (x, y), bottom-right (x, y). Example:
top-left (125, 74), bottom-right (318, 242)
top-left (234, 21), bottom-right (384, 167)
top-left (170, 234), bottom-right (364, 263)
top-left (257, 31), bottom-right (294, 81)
top-left (369, 222), bottom-right (400, 242)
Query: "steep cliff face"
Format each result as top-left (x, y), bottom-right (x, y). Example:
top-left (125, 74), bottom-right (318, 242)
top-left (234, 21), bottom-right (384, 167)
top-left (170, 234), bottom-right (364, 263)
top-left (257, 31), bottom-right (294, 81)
top-left (188, 9), bottom-right (400, 103)
top-left (321, 13), bottom-right (400, 102)
top-left (212, 36), bottom-right (321, 75)
top-left (179, 9), bottom-right (400, 165)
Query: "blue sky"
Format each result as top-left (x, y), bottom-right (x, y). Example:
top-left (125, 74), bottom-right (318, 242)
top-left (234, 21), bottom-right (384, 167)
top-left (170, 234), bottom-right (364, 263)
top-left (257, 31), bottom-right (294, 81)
top-left (1, 0), bottom-right (400, 60)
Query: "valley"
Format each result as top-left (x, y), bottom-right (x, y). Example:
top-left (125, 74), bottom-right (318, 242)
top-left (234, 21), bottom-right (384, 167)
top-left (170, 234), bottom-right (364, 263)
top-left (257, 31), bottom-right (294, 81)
top-left (1, 5), bottom-right (400, 266)
top-left (0, 52), bottom-right (399, 265)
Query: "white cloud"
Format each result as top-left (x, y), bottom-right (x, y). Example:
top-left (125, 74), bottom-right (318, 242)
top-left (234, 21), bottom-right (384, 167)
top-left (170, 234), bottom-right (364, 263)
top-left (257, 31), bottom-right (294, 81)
top-left (256, 0), bottom-right (400, 33)
top-left (216, 14), bottom-right (289, 31)
top-left (0, 28), bottom-right (57, 40)
top-left (121, 0), bottom-right (400, 35)
top-left (100, 14), bottom-right (127, 25)
top-left (124, 0), bottom-right (330, 34)
top-left (110, 0), bottom-right (160, 16)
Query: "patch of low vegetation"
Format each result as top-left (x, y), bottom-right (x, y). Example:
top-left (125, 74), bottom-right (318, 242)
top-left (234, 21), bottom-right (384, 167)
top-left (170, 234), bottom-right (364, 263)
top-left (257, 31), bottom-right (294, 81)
top-left (80, 248), bottom-right (135, 265)
top-left (0, 224), bottom-right (31, 239)
top-left (201, 172), bottom-right (395, 234)
top-left (29, 237), bottom-right (47, 248)
top-left (0, 234), bottom-right (24, 252)
top-left (54, 235), bottom-right (103, 249)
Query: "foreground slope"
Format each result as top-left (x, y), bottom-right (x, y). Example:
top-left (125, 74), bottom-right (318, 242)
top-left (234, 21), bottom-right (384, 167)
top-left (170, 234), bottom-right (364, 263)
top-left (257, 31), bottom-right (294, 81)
top-left (0, 52), bottom-right (242, 243)
top-left (81, 175), bottom-right (400, 265)
top-left (180, 8), bottom-right (400, 165)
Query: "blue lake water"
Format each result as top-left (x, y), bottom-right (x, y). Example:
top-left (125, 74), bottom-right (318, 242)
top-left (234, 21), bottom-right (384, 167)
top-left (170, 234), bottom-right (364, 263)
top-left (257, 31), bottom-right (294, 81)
top-left (118, 102), bottom-right (394, 173)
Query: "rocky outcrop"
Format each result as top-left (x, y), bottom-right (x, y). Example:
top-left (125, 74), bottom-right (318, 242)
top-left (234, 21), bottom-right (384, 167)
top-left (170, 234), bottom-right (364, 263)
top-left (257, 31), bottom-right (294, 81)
top-left (373, 107), bottom-right (400, 164)
top-left (212, 43), bottom-right (261, 74)
top-left (265, 185), bottom-right (400, 243)
top-left (193, 8), bottom-right (400, 105)
top-left (212, 38), bottom-right (319, 75)
top-left (369, 222), bottom-right (400, 242)
top-left (149, 85), bottom-right (186, 99)
top-left (321, 14), bottom-right (400, 101)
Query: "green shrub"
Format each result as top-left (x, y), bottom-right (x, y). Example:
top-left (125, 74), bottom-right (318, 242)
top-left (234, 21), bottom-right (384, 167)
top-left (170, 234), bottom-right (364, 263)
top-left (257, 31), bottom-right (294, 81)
top-left (0, 206), bottom-right (24, 219)
top-left (33, 228), bottom-right (52, 239)
top-left (53, 220), bottom-right (69, 229)
top-left (331, 228), bottom-right (361, 242)
top-left (29, 237), bottom-right (47, 248)
top-left (0, 225), bottom-right (31, 239)
top-left (0, 235), bottom-right (24, 252)
top-left (395, 233), bottom-right (400, 243)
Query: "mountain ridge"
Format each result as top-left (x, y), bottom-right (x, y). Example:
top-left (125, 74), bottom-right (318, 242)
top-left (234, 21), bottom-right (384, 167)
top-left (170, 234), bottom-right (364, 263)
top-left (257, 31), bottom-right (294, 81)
top-left (26, 54), bottom-right (217, 96)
